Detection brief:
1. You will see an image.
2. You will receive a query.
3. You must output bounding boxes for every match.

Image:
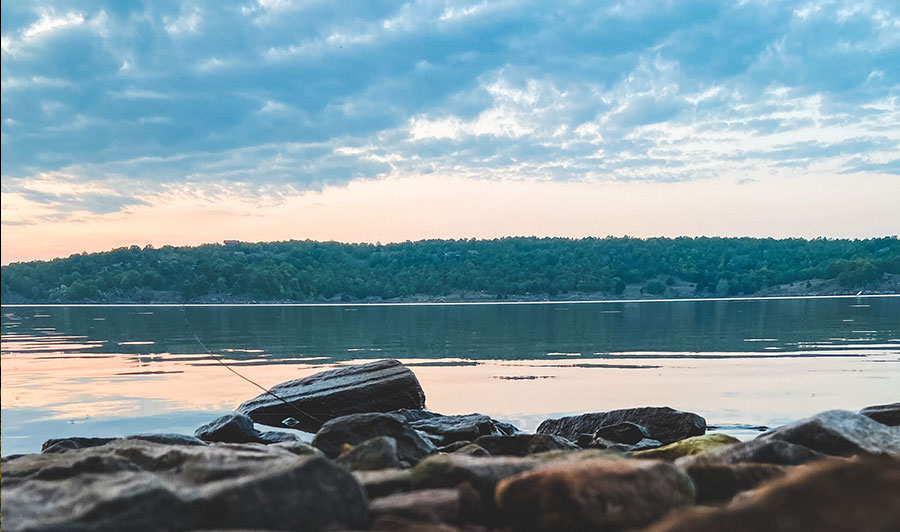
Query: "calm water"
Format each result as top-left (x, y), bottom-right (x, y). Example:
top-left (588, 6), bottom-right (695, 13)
top-left (2, 296), bottom-right (899, 455)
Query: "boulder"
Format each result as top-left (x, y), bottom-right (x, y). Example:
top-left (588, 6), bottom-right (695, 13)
top-left (676, 437), bottom-right (825, 467)
top-left (633, 433), bottom-right (740, 461)
top-left (455, 443), bottom-right (490, 457)
top-left (860, 402), bottom-right (900, 426)
top-left (472, 434), bottom-right (578, 456)
top-left (495, 458), bottom-right (695, 532)
top-left (312, 412), bottom-right (436, 464)
top-left (238, 359), bottom-right (426, 431)
top-left (1, 439), bottom-right (368, 531)
top-left (41, 434), bottom-right (207, 454)
top-left (594, 421), bottom-right (650, 445)
top-left (537, 407), bottom-right (706, 444)
top-left (369, 488), bottom-right (462, 524)
top-left (354, 468), bottom-right (413, 498)
top-left (758, 409), bottom-right (900, 456)
top-left (682, 462), bottom-right (788, 504)
top-left (408, 413), bottom-right (517, 446)
top-left (194, 412), bottom-right (262, 443)
top-left (411, 454), bottom-right (543, 501)
top-left (337, 436), bottom-right (403, 471)
top-left (641, 456), bottom-right (900, 532)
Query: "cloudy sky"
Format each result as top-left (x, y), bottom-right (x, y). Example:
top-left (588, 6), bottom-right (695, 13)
top-left (2, 0), bottom-right (898, 263)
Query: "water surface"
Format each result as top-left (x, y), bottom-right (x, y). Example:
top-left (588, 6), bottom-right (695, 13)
top-left (2, 296), bottom-right (898, 455)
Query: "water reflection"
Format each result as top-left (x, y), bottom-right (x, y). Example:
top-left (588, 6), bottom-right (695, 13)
top-left (2, 297), bottom-right (898, 455)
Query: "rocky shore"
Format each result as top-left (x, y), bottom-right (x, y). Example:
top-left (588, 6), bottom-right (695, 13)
top-left (2, 359), bottom-right (899, 532)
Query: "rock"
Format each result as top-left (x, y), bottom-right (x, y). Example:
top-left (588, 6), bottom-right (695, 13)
top-left (125, 433), bottom-right (207, 446)
top-left (354, 468), bottom-right (413, 498)
top-left (256, 430), bottom-right (302, 443)
top-left (495, 458), bottom-right (695, 532)
top-left (641, 455), bottom-right (900, 532)
top-left (537, 407), bottom-right (706, 444)
top-left (409, 413), bottom-right (516, 446)
top-left (630, 438), bottom-right (664, 451)
top-left (313, 412), bottom-right (436, 464)
top-left (438, 441), bottom-right (473, 453)
top-left (472, 434), bottom-right (578, 456)
top-left (594, 421), bottom-right (650, 445)
top-left (369, 515), bottom-right (467, 532)
top-left (758, 409), bottom-right (900, 456)
top-left (194, 412), bottom-right (263, 443)
top-left (369, 489), bottom-right (462, 524)
top-left (633, 433), bottom-right (740, 461)
top-left (238, 359), bottom-right (426, 431)
top-left (455, 443), bottom-right (490, 457)
top-left (682, 462), bottom-right (788, 504)
top-left (411, 454), bottom-right (543, 501)
top-left (388, 409), bottom-right (445, 423)
top-left (860, 402), bottom-right (900, 426)
top-left (268, 440), bottom-right (321, 456)
top-left (677, 437), bottom-right (825, 467)
top-left (337, 436), bottom-right (403, 471)
top-left (2, 439), bottom-right (368, 531)
top-left (41, 437), bottom-right (117, 453)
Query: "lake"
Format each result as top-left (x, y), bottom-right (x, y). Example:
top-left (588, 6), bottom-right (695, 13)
top-left (2, 296), bottom-right (898, 455)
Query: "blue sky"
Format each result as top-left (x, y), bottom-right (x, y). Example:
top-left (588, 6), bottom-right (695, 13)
top-left (2, 1), bottom-right (899, 262)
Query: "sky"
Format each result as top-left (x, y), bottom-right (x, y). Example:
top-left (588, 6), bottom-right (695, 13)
top-left (2, 0), bottom-right (898, 264)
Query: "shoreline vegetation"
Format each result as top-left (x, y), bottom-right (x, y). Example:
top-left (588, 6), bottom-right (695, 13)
top-left (3, 236), bottom-right (899, 305)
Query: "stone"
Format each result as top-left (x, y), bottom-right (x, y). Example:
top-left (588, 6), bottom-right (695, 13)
top-left (337, 436), bottom-right (403, 471)
top-left (1, 439), bottom-right (368, 531)
top-left (632, 433), bottom-right (740, 461)
top-left (594, 421), bottom-right (650, 445)
top-left (438, 440), bottom-right (473, 453)
top-left (641, 456), bottom-right (900, 532)
top-left (267, 440), bottom-right (321, 456)
top-left (354, 468), bottom-right (413, 498)
top-left (255, 430), bottom-right (302, 444)
top-left (682, 462), bottom-right (788, 504)
top-left (677, 437), bottom-right (825, 467)
top-left (369, 489), bottom-right (462, 524)
top-left (312, 412), bottom-right (436, 464)
top-left (369, 515), bottom-right (467, 532)
top-left (455, 443), bottom-right (490, 457)
top-left (41, 437), bottom-right (116, 453)
top-left (125, 433), bottom-right (207, 446)
top-left (238, 359), bottom-right (426, 431)
top-left (411, 454), bottom-right (543, 501)
top-left (409, 413), bottom-right (517, 446)
top-left (194, 412), bottom-right (262, 443)
top-left (860, 402), bottom-right (900, 426)
top-left (758, 409), bottom-right (900, 456)
top-left (495, 458), bottom-right (695, 532)
top-left (537, 406), bottom-right (706, 444)
top-left (472, 434), bottom-right (578, 457)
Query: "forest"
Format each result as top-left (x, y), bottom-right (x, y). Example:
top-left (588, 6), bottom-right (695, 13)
top-left (2, 237), bottom-right (898, 303)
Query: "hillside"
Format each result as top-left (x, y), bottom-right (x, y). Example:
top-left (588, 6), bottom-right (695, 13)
top-left (2, 237), bottom-right (899, 304)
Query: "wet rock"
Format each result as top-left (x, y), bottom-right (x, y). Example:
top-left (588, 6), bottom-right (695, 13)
top-left (312, 412), bottom-right (436, 464)
top-left (537, 406), bottom-right (706, 444)
top-left (758, 409), bottom-right (900, 456)
top-left (369, 489), bottom-right (462, 524)
top-left (630, 438), bottom-right (664, 451)
top-left (388, 408), bottom-right (445, 423)
top-left (238, 359), bottom-right (426, 431)
top-left (682, 462), bottom-right (788, 504)
top-left (594, 421), bottom-right (651, 445)
top-left (642, 455), bottom-right (900, 532)
top-left (337, 436), bottom-right (403, 471)
top-left (472, 434), bottom-right (578, 457)
top-left (194, 412), bottom-right (262, 443)
top-left (409, 413), bottom-right (517, 446)
top-left (495, 458), bottom-right (695, 532)
top-left (860, 402), bottom-right (900, 426)
top-left (2, 439), bottom-right (369, 531)
top-left (411, 454), bottom-right (543, 501)
top-left (677, 437), bottom-right (825, 467)
top-left (354, 468), bottom-right (413, 498)
top-left (633, 433), bottom-right (740, 461)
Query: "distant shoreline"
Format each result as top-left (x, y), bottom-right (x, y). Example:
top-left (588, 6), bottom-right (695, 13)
top-left (3, 292), bottom-right (898, 307)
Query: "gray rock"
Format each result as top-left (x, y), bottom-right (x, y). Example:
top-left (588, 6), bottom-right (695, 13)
top-left (354, 468), bottom-right (413, 498)
top-left (860, 402), bottom-right (900, 426)
top-left (438, 440), bottom-right (473, 453)
top-left (758, 409), bottom-right (900, 456)
top-left (411, 454), bottom-right (543, 501)
top-left (455, 443), bottom-right (490, 457)
top-left (268, 440), bottom-right (321, 456)
top-left (238, 359), bottom-right (426, 431)
top-left (255, 430), bottom-right (302, 444)
top-left (369, 489), bottom-right (462, 524)
top-left (194, 412), bottom-right (261, 443)
top-left (677, 437), bottom-right (826, 467)
top-left (682, 462), bottom-right (788, 504)
top-left (408, 413), bottom-right (517, 446)
top-left (495, 458), bottom-right (696, 532)
top-left (41, 437), bottom-right (116, 453)
top-left (337, 436), bottom-right (402, 471)
top-left (312, 412), bottom-right (436, 464)
top-left (472, 434), bottom-right (578, 456)
top-left (594, 421), bottom-right (651, 444)
top-left (537, 406), bottom-right (706, 444)
top-left (125, 433), bottom-right (207, 446)
top-left (2, 439), bottom-right (368, 531)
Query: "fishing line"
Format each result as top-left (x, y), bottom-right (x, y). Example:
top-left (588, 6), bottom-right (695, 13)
top-left (180, 304), bottom-right (324, 427)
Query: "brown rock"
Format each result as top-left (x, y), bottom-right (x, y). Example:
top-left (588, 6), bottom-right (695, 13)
top-left (370, 489), bottom-right (462, 524)
top-left (494, 458), bottom-right (695, 532)
top-left (682, 462), bottom-right (788, 504)
top-left (642, 455), bottom-right (900, 532)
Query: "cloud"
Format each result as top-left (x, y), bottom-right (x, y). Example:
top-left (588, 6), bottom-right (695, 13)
top-left (1, 0), bottom-right (898, 226)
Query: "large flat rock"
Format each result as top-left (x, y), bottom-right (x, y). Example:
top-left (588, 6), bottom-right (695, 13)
top-left (1, 439), bottom-right (368, 532)
top-left (237, 359), bottom-right (426, 431)
top-left (537, 406), bottom-right (706, 444)
top-left (757, 409), bottom-right (900, 456)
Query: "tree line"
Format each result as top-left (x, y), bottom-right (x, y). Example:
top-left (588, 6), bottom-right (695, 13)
top-left (2, 237), bottom-right (898, 303)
